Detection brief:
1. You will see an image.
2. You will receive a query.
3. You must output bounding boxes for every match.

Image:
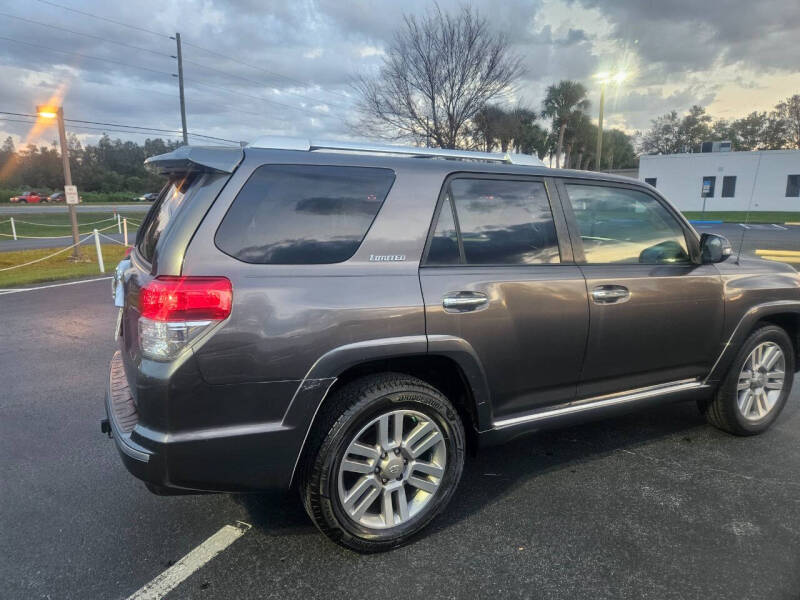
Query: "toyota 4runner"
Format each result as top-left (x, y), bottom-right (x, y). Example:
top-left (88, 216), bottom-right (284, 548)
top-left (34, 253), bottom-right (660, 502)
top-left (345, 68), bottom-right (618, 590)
top-left (103, 138), bottom-right (800, 552)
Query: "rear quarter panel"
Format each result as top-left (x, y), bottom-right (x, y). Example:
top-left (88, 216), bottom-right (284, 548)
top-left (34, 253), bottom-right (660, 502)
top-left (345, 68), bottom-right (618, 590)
top-left (181, 150), bottom-right (448, 384)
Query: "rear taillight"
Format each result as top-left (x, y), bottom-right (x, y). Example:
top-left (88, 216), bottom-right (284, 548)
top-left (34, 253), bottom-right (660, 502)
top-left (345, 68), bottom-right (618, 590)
top-left (137, 276), bottom-right (232, 361)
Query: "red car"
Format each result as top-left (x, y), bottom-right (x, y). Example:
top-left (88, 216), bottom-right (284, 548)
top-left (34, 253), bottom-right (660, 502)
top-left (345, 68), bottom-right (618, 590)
top-left (9, 191), bottom-right (44, 203)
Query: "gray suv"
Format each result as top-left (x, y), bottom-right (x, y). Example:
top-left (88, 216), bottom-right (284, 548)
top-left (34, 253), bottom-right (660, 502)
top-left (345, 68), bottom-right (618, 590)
top-left (103, 139), bottom-right (800, 552)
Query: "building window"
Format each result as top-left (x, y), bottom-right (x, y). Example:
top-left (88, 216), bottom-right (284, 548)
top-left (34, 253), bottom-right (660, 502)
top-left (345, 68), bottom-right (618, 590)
top-left (644, 178), bottom-right (657, 187)
top-left (787, 175), bottom-right (800, 198)
top-left (701, 176), bottom-right (716, 198)
top-left (722, 176), bottom-right (737, 198)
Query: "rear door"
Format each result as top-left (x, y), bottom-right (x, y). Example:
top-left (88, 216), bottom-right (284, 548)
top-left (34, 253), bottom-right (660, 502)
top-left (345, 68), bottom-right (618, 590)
top-left (557, 180), bottom-right (724, 398)
top-left (420, 174), bottom-right (589, 423)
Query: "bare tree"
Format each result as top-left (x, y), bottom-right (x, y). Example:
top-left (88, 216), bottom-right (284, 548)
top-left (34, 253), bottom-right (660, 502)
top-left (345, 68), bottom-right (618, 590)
top-left (352, 5), bottom-right (522, 149)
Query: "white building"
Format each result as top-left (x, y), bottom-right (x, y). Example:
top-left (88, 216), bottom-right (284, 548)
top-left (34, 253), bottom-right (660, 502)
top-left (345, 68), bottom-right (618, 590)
top-left (638, 150), bottom-right (800, 212)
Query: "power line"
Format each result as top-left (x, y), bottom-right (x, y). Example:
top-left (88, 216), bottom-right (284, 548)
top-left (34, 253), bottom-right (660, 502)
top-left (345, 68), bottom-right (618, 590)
top-left (0, 116), bottom-right (181, 138)
top-left (0, 117), bottom-right (236, 145)
top-left (27, 0), bottom-right (352, 116)
top-left (0, 12), bottom-right (175, 59)
top-left (182, 58), bottom-right (348, 109)
top-left (0, 112), bottom-right (239, 144)
top-left (32, 0), bottom-right (351, 105)
top-left (32, 0), bottom-right (172, 40)
top-left (0, 36), bottom-right (175, 77)
top-left (184, 79), bottom-right (332, 120)
top-left (181, 39), bottom-right (353, 101)
top-left (15, 63), bottom-right (181, 101)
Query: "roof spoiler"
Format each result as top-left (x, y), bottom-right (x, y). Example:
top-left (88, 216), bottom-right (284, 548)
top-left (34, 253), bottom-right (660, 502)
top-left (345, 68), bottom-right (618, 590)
top-left (144, 145), bottom-right (244, 175)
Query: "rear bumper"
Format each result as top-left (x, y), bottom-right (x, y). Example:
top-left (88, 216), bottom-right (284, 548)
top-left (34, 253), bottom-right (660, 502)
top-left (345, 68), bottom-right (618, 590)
top-left (104, 351), bottom-right (329, 493)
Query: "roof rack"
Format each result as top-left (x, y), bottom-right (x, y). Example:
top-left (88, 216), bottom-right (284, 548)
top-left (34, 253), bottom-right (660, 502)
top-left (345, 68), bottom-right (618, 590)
top-left (247, 136), bottom-right (544, 167)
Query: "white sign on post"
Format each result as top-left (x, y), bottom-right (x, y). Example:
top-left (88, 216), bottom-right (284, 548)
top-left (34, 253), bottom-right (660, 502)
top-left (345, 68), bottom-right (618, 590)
top-left (65, 185), bottom-right (79, 205)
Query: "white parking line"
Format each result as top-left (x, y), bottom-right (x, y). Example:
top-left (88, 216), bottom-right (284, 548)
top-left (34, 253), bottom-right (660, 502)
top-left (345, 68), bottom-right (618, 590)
top-left (773, 224), bottom-right (788, 230)
top-left (0, 276), bottom-right (111, 295)
top-left (127, 522), bottom-right (252, 600)
top-left (738, 223), bottom-right (751, 230)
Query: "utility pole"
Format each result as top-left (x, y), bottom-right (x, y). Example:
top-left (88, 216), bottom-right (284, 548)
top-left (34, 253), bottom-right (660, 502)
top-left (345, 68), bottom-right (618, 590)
top-left (596, 82), bottom-right (605, 171)
top-left (175, 32), bottom-right (188, 145)
top-left (53, 107), bottom-right (80, 258)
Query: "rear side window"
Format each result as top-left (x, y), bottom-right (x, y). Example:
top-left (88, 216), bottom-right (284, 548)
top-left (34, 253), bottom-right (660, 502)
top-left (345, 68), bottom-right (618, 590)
top-left (137, 176), bottom-right (193, 263)
top-left (426, 178), bottom-right (560, 265)
top-left (216, 165), bottom-right (394, 264)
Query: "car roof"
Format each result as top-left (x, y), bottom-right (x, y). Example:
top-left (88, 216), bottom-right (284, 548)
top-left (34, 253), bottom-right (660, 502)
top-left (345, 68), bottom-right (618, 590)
top-left (240, 146), bottom-right (641, 186)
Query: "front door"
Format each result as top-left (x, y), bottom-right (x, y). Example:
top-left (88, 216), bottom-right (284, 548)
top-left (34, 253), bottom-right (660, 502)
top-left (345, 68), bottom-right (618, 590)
top-left (420, 175), bottom-right (589, 423)
top-left (558, 181), bottom-right (724, 399)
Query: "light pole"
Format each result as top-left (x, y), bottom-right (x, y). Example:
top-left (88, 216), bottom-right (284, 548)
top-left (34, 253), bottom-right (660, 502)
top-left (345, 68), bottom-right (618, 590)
top-left (37, 105), bottom-right (80, 258)
top-left (593, 71), bottom-right (627, 171)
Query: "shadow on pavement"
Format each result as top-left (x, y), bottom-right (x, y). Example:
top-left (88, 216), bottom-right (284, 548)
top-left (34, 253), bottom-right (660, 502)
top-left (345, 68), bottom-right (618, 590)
top-left (235, 400), bottom-right (710, 542)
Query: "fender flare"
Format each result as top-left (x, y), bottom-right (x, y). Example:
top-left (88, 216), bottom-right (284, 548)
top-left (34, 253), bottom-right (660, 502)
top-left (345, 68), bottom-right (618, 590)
top-left (282, 334), bottom-right (492, 485)
top-left (705, 300), bottom-right (800, 384)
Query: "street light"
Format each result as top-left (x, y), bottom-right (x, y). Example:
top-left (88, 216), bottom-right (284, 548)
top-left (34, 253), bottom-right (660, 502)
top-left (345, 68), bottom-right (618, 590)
top-left (593, 70), bottom-right (628, 171)
top-left (36, 105), bottom-right (80, 259)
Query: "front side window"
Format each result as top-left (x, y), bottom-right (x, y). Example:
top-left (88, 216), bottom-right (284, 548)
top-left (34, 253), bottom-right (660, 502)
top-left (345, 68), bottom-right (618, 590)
top-left (215, 165), bottom-right (394, 264)
top-left (426, 178), bottom-right (560, 265)
top-left (787, 175), bottom-right (800, 198)
top-left (644, 178), bottom-right (657, 187)
top-left (565, 184), bottom-right (690, 265)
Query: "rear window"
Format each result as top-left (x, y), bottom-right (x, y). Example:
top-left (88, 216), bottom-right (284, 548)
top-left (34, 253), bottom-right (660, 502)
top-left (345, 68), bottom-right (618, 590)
top-left (215, 165), bottom-right (395, 264)
top-left (136, 176), bottom-right (194, 262)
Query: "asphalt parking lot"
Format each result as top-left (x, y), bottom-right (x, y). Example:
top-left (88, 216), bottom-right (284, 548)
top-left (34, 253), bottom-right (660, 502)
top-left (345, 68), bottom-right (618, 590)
top-left (2, 277), bottom-right (800, 599)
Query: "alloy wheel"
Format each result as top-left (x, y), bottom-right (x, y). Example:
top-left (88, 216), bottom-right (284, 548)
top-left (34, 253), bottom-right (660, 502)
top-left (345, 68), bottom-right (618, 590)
top-left (737, 341), bottom-right (785, 421)
top-left (336, 409), bottom-right (446, 530)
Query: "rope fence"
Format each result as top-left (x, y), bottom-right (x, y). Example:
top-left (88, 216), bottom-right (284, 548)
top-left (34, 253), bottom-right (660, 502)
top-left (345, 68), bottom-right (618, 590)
top-left (10, 216), bottom-right (117, 227)
top-left (97, 231), bottom-right (130, 246)
top-left (0, 221), bottom-right (121, 239)
top-left (0, 234), bottom-right (94, 272)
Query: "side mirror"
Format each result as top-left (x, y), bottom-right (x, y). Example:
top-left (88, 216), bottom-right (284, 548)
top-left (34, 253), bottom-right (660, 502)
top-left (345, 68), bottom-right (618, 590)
top-left (700, 233), bottom-right (732, 263)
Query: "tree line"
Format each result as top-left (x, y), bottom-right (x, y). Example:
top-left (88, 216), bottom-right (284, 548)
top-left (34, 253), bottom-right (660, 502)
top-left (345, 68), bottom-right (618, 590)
top-left (638, 96), bottom-right (800, 155)
top-left (0, 134), bottom-right (179, 194)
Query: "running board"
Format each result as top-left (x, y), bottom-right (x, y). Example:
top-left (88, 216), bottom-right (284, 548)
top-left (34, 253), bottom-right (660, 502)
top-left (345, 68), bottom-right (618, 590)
top-left (492, 379), bottom-right (707, 430)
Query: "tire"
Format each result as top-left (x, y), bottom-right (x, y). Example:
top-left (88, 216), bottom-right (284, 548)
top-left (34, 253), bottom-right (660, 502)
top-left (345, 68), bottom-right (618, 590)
top-left (300, 373), bottom-right (466, 552)
top-left (701, 324), bottom-right (794, 435)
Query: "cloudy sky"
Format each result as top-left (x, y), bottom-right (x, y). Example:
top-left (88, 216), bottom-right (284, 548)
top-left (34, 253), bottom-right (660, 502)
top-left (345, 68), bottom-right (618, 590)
top-left (1, 0), bottom-right (798, 148)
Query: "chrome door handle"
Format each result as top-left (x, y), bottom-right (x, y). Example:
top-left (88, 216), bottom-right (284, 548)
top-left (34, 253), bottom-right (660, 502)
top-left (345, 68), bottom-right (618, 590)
top-left (442, 292), bottom-right (489, 313)
top-left (591, 285), bottom-right (630, 304)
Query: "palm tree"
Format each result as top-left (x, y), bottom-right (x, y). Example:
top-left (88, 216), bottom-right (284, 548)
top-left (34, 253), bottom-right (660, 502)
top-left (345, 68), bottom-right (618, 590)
top-left (541, 80), bottom-right (590, 168)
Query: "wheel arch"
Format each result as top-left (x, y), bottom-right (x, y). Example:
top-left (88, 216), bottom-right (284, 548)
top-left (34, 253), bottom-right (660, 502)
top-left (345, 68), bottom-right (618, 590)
top-left (284, 335), bottom-right (492, 487)
top-left (706, 301), bottom-right (800, 384)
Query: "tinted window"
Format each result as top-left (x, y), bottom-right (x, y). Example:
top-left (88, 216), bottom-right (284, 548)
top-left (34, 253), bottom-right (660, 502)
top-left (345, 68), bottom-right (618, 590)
top-left (565, 184), bottom-right (690, 265)
top-left (787, 175), bottom-right (800, 198)
top-left (722, 175), bottom-right (737, 198)
top-left (426, 195), bottom-right (460, 265)
top-left (137, 177), bottom-right (191, 262)
top-left (644, 178), bottom-right (657, 187)
top-left (447, 178), bottom-right (559, 265)
top-left (216, 165), bottom-right (394, 264)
